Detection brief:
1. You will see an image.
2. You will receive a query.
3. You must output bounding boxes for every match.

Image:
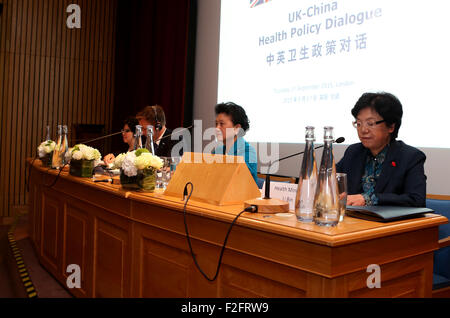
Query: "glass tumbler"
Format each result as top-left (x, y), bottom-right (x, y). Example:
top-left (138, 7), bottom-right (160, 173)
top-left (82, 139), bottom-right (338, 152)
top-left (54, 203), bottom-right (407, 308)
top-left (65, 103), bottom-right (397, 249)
top-left (336, 173), bottom-right (347, 222)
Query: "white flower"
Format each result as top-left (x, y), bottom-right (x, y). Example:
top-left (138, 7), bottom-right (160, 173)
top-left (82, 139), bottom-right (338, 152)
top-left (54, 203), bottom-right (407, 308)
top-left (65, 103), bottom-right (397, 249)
top-left (37, 140), bottom-right (56, 158)
top-left (113, 153), bottom-right (126, 169)
top-left (150, 155), bottom-right (164, 170)
top-left (135, 152), bottom-right (164, 171)
top-left (80, 145), bottom-right (94, 160)
top-left (135, 153), bottom-right (150, 170)
top-left (70, 144), bottom-right (102, 161)
top-left (72, 150), bottom-right (83, 160)
top-left (93, 149), bottom-right (101, 160)
top-left (122, 151), bottom-right (138, 177)
top-left (120, 150), bottom-right (163, 176)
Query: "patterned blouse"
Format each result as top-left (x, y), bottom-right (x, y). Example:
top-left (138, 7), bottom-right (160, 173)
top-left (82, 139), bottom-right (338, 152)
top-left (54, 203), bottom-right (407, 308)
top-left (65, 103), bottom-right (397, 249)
top-left (361, 145), bottom-right (389, 205)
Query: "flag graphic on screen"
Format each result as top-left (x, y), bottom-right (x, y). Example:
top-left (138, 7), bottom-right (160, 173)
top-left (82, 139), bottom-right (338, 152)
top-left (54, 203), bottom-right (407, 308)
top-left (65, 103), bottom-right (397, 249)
top-left (250, 0), bottom-right (271, 8)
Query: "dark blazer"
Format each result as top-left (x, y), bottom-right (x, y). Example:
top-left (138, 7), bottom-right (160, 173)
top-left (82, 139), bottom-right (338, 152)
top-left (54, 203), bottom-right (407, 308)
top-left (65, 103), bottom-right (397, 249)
top-left (336, 140), bottom-right (426, 207)
top-left (154, 128), bottom-right (184, 158)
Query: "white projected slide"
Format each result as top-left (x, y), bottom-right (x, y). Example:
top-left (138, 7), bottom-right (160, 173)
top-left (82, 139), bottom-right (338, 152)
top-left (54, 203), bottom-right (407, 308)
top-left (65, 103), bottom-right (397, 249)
top-left (218, 0), bottom-right (450, 148)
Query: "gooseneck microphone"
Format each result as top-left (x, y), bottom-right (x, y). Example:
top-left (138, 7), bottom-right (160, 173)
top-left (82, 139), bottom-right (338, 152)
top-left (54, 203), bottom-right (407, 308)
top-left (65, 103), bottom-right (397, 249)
top-left (154, 125), bottom-right (194, 142)
top-left (72, 131), bottom-right (123, 145)
top-left (72, 124), bottom-right (194, 145)
top-left (268, 137), bottom-right (345, 167)
top-left (263, 137), bottom-right (345, 200)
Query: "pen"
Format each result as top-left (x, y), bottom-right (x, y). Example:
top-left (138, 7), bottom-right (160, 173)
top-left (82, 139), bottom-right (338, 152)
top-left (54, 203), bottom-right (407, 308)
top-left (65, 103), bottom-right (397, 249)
top-left (93, 178), bottom-right (112, 183)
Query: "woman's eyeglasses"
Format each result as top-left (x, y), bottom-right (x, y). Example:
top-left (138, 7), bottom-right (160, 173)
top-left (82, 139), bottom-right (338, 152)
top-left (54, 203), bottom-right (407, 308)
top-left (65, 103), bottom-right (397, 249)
top-left (121, 129), bottom-right (131, 134)
top-left (352, 119), bottom-right (385, 129)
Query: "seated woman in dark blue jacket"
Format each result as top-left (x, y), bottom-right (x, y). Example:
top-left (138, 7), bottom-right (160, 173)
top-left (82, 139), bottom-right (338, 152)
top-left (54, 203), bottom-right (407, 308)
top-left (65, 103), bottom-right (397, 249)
top-left (336, 92), bottom-right (426, 207)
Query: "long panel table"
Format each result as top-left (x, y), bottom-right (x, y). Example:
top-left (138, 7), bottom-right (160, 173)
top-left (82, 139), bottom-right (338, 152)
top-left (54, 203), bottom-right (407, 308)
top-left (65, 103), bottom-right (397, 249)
top-left (27, 160), bottom-right (448, 297)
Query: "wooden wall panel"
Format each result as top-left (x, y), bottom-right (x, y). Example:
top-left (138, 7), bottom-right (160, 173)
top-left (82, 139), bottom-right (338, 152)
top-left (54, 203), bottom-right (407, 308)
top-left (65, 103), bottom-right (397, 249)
top-left (141, 237), bottom-right (192, 298)
top-left (94, 214), bottom-right (131, 298)
top-left (346, 253), bottom-right (434, 298)
top-left (41, 189), bottom-right (62, 276)
top-left (220, 265), bottom-right (307, 298)
top-left (0, 0), bottom-right (118, 217)
top-left (63, 200), bottom-right (93, 297)
top-left (133, 222), bottom-right (219, 298)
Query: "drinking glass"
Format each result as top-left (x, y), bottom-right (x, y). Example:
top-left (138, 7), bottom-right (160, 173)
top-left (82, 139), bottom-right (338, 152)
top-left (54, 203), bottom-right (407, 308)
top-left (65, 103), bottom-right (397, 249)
top-left (336, 173), bottom-right (347, 222)
top-left (156, 157), bottom-right (171, 189)
top-left (170, 157), bottom-right (181, 176)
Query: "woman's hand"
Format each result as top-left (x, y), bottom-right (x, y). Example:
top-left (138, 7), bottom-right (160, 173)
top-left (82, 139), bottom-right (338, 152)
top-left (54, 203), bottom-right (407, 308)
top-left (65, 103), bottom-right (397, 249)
top-left (347, 194), bottom-right (366, 206)
top-left (103, 153), bottom-right (116, 165)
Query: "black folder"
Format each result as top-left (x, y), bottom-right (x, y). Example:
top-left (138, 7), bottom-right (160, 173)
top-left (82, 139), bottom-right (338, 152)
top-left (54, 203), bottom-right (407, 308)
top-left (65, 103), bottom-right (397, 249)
top-left (345, 205), bottom-right (434, 222)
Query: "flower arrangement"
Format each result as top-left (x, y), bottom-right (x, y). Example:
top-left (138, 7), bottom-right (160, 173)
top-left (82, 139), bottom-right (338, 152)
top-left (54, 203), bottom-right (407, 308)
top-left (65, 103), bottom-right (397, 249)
top-left (68, 144), bottom-right (102, 178)
top-left (38, 140), bottom-right (56, 158)
top-left (69, 144), bottom-right (101, 162)
top-left (114, 149), bottom-right (163, 191)
top-left (117, 149), bottom-right (163, 177)
top-left (37, 140), bottom-right (56, 166)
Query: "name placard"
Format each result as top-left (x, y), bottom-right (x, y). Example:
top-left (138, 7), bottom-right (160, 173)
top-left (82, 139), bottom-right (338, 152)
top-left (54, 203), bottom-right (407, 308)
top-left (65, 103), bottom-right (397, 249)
top-left (261, 181), bottom-right (298, 211)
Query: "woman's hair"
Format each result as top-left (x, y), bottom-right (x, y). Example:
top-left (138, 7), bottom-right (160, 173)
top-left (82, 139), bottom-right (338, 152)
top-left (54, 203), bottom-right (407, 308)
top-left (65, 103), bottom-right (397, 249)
top-left (123, 116), bottom-right (139, 134)
top-left (215, 102), bottom-right (250, 132)
top-left (351, 92), bottom-right (403, 139)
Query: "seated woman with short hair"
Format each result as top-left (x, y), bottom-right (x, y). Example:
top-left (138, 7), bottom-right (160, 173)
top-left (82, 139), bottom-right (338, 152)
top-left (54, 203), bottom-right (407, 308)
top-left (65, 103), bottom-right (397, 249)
top-left (212, 102), bottom-right (258, 183)
top-left (336, 92), bottom-right (426, 207)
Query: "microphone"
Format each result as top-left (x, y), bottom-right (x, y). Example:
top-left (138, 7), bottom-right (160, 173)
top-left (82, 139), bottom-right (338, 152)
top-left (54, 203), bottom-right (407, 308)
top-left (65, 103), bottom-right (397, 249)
top-left (155, 125), bottom-right (194, 142)
top-left (335, 136), bottom-right (346, 143)
top-left (72, 131), bottom-right (123, 145)
top-left (263, 136), bottom-right (345, 200)
top-left (267, 136), bottom-right (345, 169)
top-left (76, 124), bottom-right (193, 146)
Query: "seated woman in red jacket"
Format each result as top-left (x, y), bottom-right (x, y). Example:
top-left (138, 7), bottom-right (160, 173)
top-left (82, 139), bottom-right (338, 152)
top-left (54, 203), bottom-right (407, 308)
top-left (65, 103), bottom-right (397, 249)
top-left (336, 92), bottom-right (426, 207)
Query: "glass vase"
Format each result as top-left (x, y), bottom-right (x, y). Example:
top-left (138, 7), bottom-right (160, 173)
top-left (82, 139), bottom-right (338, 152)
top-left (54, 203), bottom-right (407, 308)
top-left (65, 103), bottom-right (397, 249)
top-left (137, 168), bottom-right (157, 192)
top-left (40, 153), bottom-right (53, 167)
top-left (69, 159), bottom-right (94, 178)
top-left (120, 169), bottom-right (140, 190)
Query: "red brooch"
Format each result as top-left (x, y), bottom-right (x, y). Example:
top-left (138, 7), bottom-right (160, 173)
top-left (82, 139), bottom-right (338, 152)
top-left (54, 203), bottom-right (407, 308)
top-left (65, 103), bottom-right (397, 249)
top-left (391, 161), bottom-right (396, 167)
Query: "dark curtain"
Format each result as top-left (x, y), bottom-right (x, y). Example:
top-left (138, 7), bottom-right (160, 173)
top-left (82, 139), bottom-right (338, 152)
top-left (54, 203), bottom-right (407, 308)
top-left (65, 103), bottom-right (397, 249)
top-left (111, 0), bottom-right (196, 154)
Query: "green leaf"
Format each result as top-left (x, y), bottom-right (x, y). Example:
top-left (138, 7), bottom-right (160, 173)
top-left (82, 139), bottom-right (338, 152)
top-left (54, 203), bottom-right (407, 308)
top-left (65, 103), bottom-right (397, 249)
top-left (72, 145), bottom-right (81, 152)
top-left (135, 148), bottom-right (149, 157)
